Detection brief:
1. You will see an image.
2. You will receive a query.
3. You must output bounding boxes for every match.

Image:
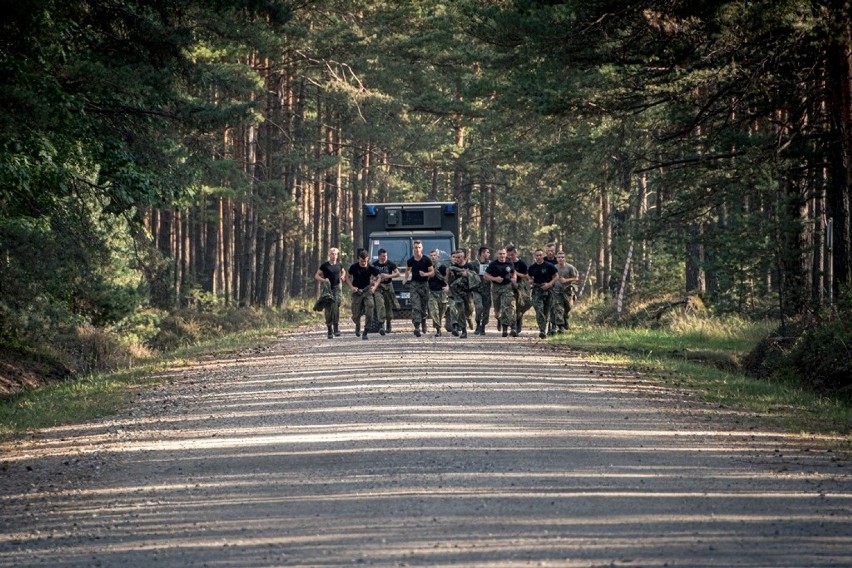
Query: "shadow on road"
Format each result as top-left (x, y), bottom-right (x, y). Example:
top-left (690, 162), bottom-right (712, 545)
top-left (2, 328), bottom-right (850, 566)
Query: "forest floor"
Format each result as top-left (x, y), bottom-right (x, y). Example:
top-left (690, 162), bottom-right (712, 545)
top-left (1, 323), bottom-right (851, 566)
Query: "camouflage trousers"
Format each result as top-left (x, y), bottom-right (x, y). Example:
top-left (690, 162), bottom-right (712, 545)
top-left (374, 284), bottom-right (398, 322)
top-left (474, 284), bottom-right (491, 326)
top-left (553, 283), bottom-right (576, 327)
top-left (514, 280), bottom-right (532, 316)
top-left (428, 290), bottom-right (448, 329)
top-left (350, 289), bottom-right (375, 328)
top-left (450, 292), bottom-right (472, 331)
top-left (492, 284), bottom-right (515, 328)
top-left (409, 281), bottom-right (429, 325)
top-left (323, 286), bottom-right (342, 326)
top-left (531, 286), bottom-right (553, 333)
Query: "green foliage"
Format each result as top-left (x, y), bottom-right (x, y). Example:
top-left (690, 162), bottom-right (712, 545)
top-left (786, 315), bottom-right (852, 393)
top-left (0, 193), bottom-right (143, 343)
top-left (745, 293), bottom-right (852, 395)
top-left (0, 0), bottom-right (294, 349)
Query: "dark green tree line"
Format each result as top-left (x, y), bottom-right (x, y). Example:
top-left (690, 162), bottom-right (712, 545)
top-left (1, 0), bottom-right (850, 356)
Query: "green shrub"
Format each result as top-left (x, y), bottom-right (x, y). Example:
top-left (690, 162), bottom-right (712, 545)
top-left (743, 291), bottom-right (852, 395)
top-left (786, 313), bottom-right (852, 394)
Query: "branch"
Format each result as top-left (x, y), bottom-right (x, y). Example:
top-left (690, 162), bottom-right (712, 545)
top-left (633, 150), bottom-right (746, 174)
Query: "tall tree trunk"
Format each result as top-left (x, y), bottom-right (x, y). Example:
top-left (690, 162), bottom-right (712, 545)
top-left (203, 196), bottom-right (220, 295)
top-left (453, 116), bottom-right (469, 244)
top-left (685, 222), bottom-right (704, 295)
top-left (221, 197), bottom-right (231, 306)
top-left (173, 209), bottom-right (183, 308)
top-left (825, 10), bottom-right (852, 299)
top-left (274, 233), bottom-right (286, 307)
top-left (638, 171), bottom-right (649, 273)
top-left (813, 169), bottom-right (827, 309)
top-left (240, 123), bottom-right (258, 307)
top-left (597, 184), bottom-right (612, 295)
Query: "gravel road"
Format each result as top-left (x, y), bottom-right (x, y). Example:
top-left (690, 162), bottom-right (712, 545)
top-left (1, 325), bottom-right (850, 567)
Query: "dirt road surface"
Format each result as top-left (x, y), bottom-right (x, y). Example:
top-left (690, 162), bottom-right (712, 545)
top-left (1, 326), bottom-right (851, 567)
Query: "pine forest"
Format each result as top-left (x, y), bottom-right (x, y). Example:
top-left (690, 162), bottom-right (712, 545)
top-left (1, 1), bottom-right (850, 392)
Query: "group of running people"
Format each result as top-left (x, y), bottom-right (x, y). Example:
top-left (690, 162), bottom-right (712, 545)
top-left (315, 242), bottom-right (579, 340)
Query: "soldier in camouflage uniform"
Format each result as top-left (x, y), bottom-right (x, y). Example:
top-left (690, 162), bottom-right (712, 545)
top-left (553, 251), bottom-right (580, 333)
top-left (314, 247), bottom-right (347, 338)
top-left (506, 244), bottom-right (530, 335)
top-left (468, 246), bottom-right (492, 335)
top-left (427, 249), bottom-right (449, 336)
top-left (404, 240), bottom-right (434, 337)
top-left (544, 242), bottom-right (559, 332)
top-left (446, 249), bottom-right (479, 339)
top-left (528, 248), bottom-right (559, 338)
top-left (483, 247), bottom-right (517, 337)
top-left (347, 249), bottom-right (381, 339)
top-left (372, 248), bottom-right (400, 335)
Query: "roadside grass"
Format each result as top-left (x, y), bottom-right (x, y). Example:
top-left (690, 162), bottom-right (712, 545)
top-left (0, 310), bottom-right (319, 441)
top-left (556, 315), bottom-right (852, 446)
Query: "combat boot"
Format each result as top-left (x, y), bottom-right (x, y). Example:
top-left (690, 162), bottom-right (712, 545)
top-left (451, 323), bottom-right (460, 337)
top-left (333, 324), bottom-right (340, 337)
top-left (355, 323), bottom-right (361, 337)
top-left (435, 324), bottom-right (442, 337)
top-left (459, 326), bottom-right (468, 339)
top-left (327, 325), bottom-right (333, 339)
top-left (362, 330), bottom-right (368, 340)
top-left (386, 320), bottom-right (392, 333)
top-left (413, 323), bottom-right (421, 337)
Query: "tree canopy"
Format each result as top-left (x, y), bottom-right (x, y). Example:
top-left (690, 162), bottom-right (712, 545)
top-left (1, 0), bottom-right (850, 346)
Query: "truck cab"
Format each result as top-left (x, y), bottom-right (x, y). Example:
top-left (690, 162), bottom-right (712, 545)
top-left (363, 202), bottom-right (458, 314)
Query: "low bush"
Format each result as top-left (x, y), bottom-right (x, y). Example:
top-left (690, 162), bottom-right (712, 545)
top-left (786, 311), bottom-right (852, 394)
top-left (743, 292), bottom-right (852, 395)
top-left (1, 302), bottom-right (313, 397)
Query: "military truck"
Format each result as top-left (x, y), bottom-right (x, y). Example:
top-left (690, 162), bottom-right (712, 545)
top-left (362, 201), bottom-right (458, 317)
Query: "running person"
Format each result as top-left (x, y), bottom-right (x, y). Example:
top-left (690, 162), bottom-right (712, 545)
top-left (427, 249), bottom-right (449, 336)
top-left (469, 245), bottom-right (492, 335)
top-left (404, 240), bottom-right (434, 337)
top-left (372, 248), bottom-right (400, 335)
top-left (314, 247), bottom-right (346, 338)
top-left (483, 247), bottom-right (517, 337)
top-left (347, 249), bottom-right (381, 339)
top-left (528, 248), bottom-right (559, 338)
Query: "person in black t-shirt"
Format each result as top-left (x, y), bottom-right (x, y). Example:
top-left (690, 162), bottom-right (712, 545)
top-left (426, 249), bottom-right (449, 336)
top-left (468, 246), bottom-right (492, 335)
top-left (372, 248), bottom-right (400, 335)
top-left (528, 248), bottom-right (559, 338)
top-left (506, 244), bottom-right (530, 335)
top-left (315, 247), bottom-right (347, 338)
top-left (404, 240), bottom-right (434, 337)
top-left (483, 247), bottom-right (517, 337)
top-left (446, 249), bottom-right (479, 338)
top-left (347, 249), bottom-right (381, 339)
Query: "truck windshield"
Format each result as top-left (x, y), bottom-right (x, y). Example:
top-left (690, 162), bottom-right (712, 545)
top-left (369, 237), bottom-right (453, 266)
top-left (420, 238), bottom-right (453, 264)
